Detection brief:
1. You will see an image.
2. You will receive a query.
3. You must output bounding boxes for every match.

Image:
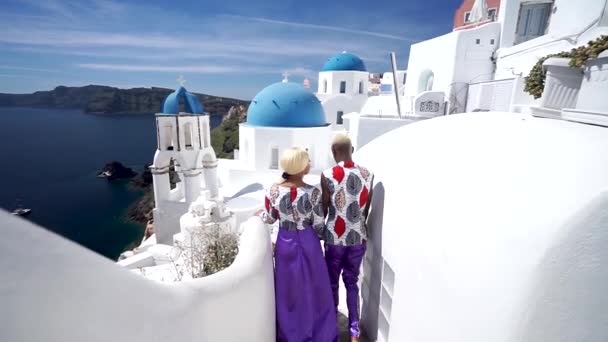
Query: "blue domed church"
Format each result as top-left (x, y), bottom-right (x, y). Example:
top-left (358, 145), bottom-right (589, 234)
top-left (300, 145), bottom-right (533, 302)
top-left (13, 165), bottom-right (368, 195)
top-left (315, 51), bottom-right (370, 126)
top-left (232, 52), bottom-right (371, 174)
top-left (146, 53), bottom-right (372, 244)
top-left (237, 81), bottom-right (334, 172)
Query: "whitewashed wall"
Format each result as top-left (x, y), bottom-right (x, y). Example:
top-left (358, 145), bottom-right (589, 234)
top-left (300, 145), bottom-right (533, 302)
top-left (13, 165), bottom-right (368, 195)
top-left (405, 32), bottom-right (459, 97)
top-left (153, 200), bottom-right (189, 244)
top-left (359, 95), bottom-right (415, 117)
top-left (496, 0), bottom-right (608, 80)
top-left (347, 91), bottom-right (444, 150)
top-left (453, 23), bottom-right (501, 84)
top-left (317, 70), bottom-right (368, 96)
top-left (495, 26), bottom-right (608, 80)
top-left (509, 76), bottom-right (540, 111)
top-left (380, 71), bottom-right (407, 95)
top-left (549, 0), bottom-right (607, 36)
top-left (217, 159), bottom-right (323, 200)
top-left (316, 70), bottom-right (369, 126)
top-left (342, 112), bottom-right (359, 142)
top-left (356, 112), bottom-right (608, 342)
top-left (226, 195), bottom-right (265, 233)
top-left (349, 116), bottom-right (421, 151)
top-left (238, 124), bottom-right (334, 173)
top-left (360, 96), bottom-right (398, 117)
top-left (405, 22), bottom-right (501, 112)
top-left (0, 214), bottom-right (275, 342)
top-left (318, 94), bottom-right (367, 125)
top-left (499, 0), bottom-right (608, 49)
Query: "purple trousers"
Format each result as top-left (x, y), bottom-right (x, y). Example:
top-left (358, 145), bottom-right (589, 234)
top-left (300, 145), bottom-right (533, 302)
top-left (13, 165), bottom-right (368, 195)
top-left (324, 242), bottom-right (367, 337)
top-left (275, 226), bottom-right (338, 342)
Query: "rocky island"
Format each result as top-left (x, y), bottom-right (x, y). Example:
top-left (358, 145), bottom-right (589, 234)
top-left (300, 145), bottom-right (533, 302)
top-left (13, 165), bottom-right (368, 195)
top-left (97, 162), bottom-right (137, 180)
top-left (0, 85), bottom-right (249, 115)
top-left (127, 162), bottom-right (180, 225)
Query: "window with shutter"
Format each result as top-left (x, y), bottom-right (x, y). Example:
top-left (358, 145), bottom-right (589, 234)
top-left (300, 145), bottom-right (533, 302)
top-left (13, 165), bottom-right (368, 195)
top-left (514, 2), bottom-right (552, 45)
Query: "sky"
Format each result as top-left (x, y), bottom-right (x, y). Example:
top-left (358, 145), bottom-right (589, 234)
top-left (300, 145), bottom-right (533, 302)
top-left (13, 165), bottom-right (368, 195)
top-left (0, 0), bottom-right (463, 99)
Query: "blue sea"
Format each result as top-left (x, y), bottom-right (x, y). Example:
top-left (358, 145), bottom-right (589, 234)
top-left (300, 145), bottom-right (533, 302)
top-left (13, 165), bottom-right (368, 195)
top-left (0, 107), bottom-right (222, 260)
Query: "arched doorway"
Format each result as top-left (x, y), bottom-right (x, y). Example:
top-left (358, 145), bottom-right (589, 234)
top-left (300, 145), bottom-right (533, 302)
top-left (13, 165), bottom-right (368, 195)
top-left (418, 69), bottom-right (435, 93)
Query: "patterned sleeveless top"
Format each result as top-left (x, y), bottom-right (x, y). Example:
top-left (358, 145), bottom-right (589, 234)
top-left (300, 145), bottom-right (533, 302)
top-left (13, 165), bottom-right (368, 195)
top-left (322, 161), bottom-right (373, 246)
top-left (261, 183), bottom-right (325, 237)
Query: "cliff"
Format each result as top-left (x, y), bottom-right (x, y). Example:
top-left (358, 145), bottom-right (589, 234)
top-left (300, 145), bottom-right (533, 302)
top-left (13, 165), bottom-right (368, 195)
top-left (211, 105), bottom-right (248, 159)
top-left (0, 85), bottom-right (250, 115)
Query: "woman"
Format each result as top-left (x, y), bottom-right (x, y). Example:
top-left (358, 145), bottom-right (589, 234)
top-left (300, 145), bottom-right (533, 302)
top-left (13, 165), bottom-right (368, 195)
top-left (257, 147), bottom-right (338, 342)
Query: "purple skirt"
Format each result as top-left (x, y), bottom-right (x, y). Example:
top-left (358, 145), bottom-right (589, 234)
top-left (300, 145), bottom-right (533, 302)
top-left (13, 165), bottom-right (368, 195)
top-left (275, 226), bottom-right (338, 342)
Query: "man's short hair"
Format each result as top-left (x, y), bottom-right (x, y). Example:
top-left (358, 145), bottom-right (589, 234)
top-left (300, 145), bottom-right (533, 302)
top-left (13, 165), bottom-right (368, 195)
top-left (332, 132), bottom-right (351, 146)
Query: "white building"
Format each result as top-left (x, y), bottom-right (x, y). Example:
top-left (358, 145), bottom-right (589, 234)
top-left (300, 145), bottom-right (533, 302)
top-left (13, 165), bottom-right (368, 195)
top-left (316, 52), bottom-right (370, 126)
top-left (405, 0), bottom-right (608, 114)
top-left (344, 74), bottom-right (447, 150)
top-left (237, 81), bottom-right (334, 173)
top-left (344, 0), bottom-right (608, 151)
top-left (379, 71), bottom-right (407, 96)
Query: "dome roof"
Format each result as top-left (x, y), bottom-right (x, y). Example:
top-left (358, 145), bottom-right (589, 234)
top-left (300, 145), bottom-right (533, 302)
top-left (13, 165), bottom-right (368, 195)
top-left (322, 52), bottom-right (367, 72)
top-left (246, 82), bottom-right (327, 128)
top-left (161, 86), bottom-right (204, 114)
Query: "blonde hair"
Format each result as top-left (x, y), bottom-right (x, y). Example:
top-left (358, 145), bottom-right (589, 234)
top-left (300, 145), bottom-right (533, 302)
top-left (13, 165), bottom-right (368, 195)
top-left (279, 147), bottom-right (310, 177)
top-left (332, 132), bottom-right (352, 146)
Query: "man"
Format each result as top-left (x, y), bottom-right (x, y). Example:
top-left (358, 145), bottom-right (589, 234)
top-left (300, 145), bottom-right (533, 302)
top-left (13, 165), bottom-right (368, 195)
top-left (321, 132), bottom-right (374, 342)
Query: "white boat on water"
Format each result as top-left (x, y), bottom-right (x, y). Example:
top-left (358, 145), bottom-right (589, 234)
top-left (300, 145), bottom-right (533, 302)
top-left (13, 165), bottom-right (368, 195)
top-left (11, 208), bottom-right (31, 216)
top-left (97, 171), bottom-right (113, 178)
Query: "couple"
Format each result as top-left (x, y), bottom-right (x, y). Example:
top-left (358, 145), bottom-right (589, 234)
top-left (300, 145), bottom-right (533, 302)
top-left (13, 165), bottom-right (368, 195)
top-left (257, 133), bottom-right (374, 342)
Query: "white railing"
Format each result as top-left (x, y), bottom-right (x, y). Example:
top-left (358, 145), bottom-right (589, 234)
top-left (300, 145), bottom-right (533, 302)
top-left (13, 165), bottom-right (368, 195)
top-left (466, 78), bottom-right (517, 112)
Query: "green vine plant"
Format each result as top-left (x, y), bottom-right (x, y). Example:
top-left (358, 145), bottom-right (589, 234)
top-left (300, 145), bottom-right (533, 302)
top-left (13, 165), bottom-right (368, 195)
top-left (524, 35), bottom-right (608, 99)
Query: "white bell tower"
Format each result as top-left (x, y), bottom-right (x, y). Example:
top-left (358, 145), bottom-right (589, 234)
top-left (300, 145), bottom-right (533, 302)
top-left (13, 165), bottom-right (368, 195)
top-left (150, 77), bottom-right (219, 244)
